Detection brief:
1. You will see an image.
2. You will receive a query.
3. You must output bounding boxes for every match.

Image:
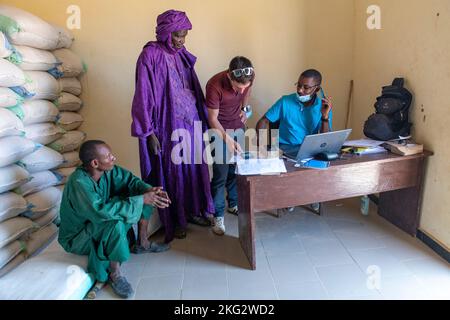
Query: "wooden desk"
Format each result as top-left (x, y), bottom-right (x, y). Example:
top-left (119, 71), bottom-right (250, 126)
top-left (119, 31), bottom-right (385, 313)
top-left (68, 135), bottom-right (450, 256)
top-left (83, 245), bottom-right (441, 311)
top-left (236, 152), bottom-right (432, 270)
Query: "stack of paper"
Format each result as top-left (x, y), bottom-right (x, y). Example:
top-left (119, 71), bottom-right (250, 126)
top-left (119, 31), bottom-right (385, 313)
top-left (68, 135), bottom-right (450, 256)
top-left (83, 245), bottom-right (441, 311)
top-left (235, 158), bottom-right (287, 176)
top-left (342, 138), bottom-right (387, 155)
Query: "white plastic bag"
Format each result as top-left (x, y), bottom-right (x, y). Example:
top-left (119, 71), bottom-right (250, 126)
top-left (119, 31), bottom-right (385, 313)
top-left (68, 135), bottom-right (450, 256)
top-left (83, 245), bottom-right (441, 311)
top-left (0, 5), bottom-right (59, 50)
top-left (0, 31), bottom-right (13, 58)
top-left (0, 87), bottom-right (23, 108)
top-left (51, 48), bottom-right (84, 78)
top-left (0, 108), bottom-right (24, 138)
top-left (0, 136), bottom-right (39, 168)
top-left (9, 45), bottom-right (59, 71)
top-left (54, 166), bottom-right (76, 185)
top-left (0, 192), bottom-right (28, 223)
top-left (32, 207), bottom-right (58, 229)
top-left (0, 217), bottom-right (35, 249)
top-left (57, 112), bottom-right (83, 131)
top-left (52, 24), bottom-right (73, 49)
top-left (0, 58), bottom-right (26, 87)
top-left (24, 123), bottom-right (64, 145)
top-left (24, 224), bottom-right (58, 258)
top-left (18, 146), bottom-right (64, 173)
top-left (0, 240), bottom-right (24, 270)
top-left (53, 92), bottom-right (82, 111)
top-left (23, 186), bottom-right (62, 220)
top-left (59, 151), bottom-right (80, 168)
top-left (14, 170), bottom-right (63, 197)
top-left (48, 131), bottom-right (86, 153)
top-left (0, 164), bottom-right (29, 194)
top-left (21, 71), bottom-right (61, 100)
top-left (58, 77), bottom-right (81, 96)
top-left (21, 100), bottom-right (59, 125)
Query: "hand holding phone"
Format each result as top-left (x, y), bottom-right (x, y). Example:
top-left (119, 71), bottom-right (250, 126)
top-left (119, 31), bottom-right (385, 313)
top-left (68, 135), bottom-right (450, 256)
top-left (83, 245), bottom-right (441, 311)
top-left (319, 87), bottom-right (332, 120)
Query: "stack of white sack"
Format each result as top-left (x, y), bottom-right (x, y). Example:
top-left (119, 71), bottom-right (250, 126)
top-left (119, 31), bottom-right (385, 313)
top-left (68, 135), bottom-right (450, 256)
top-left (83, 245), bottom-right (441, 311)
top-left (0, 5), bottom-right (88, 276)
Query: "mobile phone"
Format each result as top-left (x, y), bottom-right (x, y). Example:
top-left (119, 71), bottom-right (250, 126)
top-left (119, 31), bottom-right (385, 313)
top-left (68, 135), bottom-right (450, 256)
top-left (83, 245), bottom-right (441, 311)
top-left (320, 87), bottom-right (326, 99)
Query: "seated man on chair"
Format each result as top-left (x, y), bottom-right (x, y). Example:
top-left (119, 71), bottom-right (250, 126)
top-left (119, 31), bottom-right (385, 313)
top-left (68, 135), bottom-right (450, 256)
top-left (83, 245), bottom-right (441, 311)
top-left (58, 140), bottom-right (171, 299)
top-left (256, 69), bottom-right (333, 213)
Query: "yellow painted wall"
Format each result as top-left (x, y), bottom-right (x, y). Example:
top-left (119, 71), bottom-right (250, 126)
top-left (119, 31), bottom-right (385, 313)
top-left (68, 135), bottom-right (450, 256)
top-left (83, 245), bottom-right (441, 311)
top-left (2, 0), bottom-right (353, 172)
top-left (4, 1), bottom-right (448, 248)
top-left (352, 0), bottom-right (450, 248)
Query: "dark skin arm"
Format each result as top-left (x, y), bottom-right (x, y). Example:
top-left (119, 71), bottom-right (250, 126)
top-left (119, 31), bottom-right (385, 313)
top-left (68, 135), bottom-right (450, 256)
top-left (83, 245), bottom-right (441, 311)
top-left (256, 116), bottom-right (270, 147)
top-left (320, 95), bottom-right (332, 133)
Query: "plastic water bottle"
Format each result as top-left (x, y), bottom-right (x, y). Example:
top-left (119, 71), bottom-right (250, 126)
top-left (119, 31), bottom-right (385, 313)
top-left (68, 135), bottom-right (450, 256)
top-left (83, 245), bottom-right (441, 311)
top-left (360, 195), bottom-right (370, 216)
top-left (242, 105), bottom-right (253, 120)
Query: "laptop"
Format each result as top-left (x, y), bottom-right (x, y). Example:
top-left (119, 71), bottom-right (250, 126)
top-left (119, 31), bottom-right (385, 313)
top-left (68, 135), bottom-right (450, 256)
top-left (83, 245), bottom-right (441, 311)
top-left (282, 129), bottom-right (352, 162)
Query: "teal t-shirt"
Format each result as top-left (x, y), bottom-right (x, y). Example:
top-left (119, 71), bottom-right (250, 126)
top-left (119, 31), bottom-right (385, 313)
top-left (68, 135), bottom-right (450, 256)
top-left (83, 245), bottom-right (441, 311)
top-left (265, 93), bottom-right (333, 145)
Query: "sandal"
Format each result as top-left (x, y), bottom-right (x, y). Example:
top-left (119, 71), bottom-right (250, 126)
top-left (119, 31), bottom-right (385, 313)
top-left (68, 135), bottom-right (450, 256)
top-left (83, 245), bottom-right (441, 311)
top-left (131, 242), bottom-right (170, 254)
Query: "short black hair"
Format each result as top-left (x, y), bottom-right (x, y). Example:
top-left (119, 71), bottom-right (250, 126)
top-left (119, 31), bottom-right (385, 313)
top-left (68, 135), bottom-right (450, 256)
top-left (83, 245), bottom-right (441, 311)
top-left (229, 56), bottom-right (254, 84)
top-left (300, 69), bottom-right (322, 85)
top-left (79, 140), bottom-right (106, 167)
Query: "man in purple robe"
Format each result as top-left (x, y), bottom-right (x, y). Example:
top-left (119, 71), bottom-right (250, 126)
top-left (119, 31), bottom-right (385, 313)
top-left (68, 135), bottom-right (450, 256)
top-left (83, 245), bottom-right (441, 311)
top-left (131, 10), bottom-right (214, 242)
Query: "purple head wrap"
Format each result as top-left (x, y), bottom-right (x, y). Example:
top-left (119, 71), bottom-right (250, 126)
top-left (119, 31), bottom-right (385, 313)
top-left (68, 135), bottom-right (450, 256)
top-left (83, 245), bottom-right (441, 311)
top-left (156, 10), bottom-right (192, 46)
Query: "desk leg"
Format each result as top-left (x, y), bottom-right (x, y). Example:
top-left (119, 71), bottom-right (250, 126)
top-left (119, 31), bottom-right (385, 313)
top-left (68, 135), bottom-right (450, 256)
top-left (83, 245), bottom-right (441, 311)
top-left (378, 158), bottom-right (425, 236)
top-left (237, 177), bottom-right (256, 270)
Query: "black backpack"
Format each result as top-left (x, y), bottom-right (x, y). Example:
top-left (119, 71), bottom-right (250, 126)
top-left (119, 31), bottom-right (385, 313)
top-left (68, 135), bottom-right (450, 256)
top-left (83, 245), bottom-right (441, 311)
top-left (363, 78), bottom-right (413, 141)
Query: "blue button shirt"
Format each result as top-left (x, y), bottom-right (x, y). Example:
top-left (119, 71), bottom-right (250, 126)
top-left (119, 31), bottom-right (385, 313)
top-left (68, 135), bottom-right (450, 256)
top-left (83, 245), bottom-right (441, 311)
top-left (265, 93), bottom-right (333, 146)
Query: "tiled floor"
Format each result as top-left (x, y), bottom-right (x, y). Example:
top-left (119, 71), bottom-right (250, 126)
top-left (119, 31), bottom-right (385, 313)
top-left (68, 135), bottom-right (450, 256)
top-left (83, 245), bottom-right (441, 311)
top-left (95, 198), bottom-right (450, 300)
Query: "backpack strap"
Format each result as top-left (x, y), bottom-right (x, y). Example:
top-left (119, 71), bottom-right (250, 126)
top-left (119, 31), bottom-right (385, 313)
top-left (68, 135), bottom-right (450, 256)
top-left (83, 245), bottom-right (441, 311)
top-left (392, 78), bottom-right (404, 87)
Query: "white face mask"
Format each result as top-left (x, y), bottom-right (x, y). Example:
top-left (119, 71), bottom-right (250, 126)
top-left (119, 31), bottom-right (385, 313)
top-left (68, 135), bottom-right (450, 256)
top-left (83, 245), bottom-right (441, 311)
top-left (296, 93), bottom-right (312, 103)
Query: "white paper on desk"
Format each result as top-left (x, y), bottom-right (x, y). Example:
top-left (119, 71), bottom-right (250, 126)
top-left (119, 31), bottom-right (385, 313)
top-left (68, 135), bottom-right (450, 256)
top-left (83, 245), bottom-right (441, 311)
top-left (236, 158), bottom-right (287, 175)
top-left (342, 138), bottom-right (385, 148)
top-left (354, 146), bottom-right (387, 155)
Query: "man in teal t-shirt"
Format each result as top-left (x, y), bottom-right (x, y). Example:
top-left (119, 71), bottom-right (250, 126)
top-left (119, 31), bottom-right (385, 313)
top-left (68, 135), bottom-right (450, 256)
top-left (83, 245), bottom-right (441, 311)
top-left (256, 69), bottom-right (333, 212)
top-left (256, 69), bottom-right (333, 151)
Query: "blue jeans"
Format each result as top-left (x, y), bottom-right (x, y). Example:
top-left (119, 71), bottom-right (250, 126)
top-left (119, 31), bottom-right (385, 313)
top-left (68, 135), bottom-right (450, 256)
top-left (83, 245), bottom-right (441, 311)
top-left (210, 129), bottom-right (244, 218)
top-left (211, 163), bottom-right (238, 218)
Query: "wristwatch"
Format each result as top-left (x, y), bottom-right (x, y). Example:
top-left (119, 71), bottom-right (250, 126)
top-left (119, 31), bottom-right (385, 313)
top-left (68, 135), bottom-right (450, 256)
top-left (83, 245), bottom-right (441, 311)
top-left (321, 117), bottom-right (329, 122)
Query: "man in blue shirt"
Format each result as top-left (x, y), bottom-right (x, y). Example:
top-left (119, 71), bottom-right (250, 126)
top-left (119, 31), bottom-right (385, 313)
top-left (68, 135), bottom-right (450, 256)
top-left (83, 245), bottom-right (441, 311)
top-left (256, 69), bottom-right (332, 150)
top-left (256, 69), bottom-right (332, 213)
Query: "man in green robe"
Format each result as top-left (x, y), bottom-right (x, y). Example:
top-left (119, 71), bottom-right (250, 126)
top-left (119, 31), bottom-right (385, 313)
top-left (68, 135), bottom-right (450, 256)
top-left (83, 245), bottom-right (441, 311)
top-left (58, 140), bottom-right (171, 299)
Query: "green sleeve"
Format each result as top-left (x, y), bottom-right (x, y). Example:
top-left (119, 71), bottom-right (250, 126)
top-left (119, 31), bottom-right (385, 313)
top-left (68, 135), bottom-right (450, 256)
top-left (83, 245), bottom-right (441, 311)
top-left (112, 166), bottom-right (152, 196)
top-left (71, 178), bottom-right (144, 225)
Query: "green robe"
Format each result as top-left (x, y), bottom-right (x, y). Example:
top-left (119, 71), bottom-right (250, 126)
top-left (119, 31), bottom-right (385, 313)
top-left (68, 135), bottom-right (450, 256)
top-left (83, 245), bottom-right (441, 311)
top-left (58, 165), bottom-right (153, 282)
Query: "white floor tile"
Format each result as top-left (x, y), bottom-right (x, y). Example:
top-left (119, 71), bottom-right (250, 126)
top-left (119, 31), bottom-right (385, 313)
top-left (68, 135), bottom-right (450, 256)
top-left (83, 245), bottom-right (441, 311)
top-left (261, 233), bottom-right (305, 256)
top-left (335, 229), bottom-right (385, 251)
top-left (350, 248), bottom-right (413, 278)
top-left (267, 253), bottom-right (319, 284)
top-left (378, 275), bottom-right (431, 300)
top-left (379, 235), bottom-right (438, 261)
top-left (302, 238), bottom-right (354, 267)
top-left (276, 281), bottom-right (328, 300)
top-left (142, 249), bottom-right (186, 277)
top-left (135, 274), bottom-right (183, 300)
top-left (181, 270), bottom-right (228, 300)
top-left (315, 264), bottom-right (381, 299)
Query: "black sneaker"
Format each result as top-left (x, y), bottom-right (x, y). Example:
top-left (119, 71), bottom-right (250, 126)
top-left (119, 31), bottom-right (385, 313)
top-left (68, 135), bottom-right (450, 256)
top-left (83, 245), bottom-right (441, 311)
top-left (108, 276), bottom-right (134, 299)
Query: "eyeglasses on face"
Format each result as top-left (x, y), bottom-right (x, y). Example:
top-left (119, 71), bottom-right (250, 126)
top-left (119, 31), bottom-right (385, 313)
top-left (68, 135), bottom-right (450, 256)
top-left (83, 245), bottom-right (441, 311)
top-left (296, 83), bottom-right (320, 92)
top-left (231, 67), bottom-right (254, 78)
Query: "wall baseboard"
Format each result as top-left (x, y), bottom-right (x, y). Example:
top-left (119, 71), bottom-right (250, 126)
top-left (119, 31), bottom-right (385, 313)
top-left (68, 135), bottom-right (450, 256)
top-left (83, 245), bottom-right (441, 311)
top-left (416, 230), bottom-right (450, 263)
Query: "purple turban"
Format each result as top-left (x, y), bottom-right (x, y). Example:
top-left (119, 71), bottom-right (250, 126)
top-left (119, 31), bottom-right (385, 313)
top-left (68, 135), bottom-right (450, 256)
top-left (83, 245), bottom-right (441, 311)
top-left (156, 10), bottom-right (192, 43)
